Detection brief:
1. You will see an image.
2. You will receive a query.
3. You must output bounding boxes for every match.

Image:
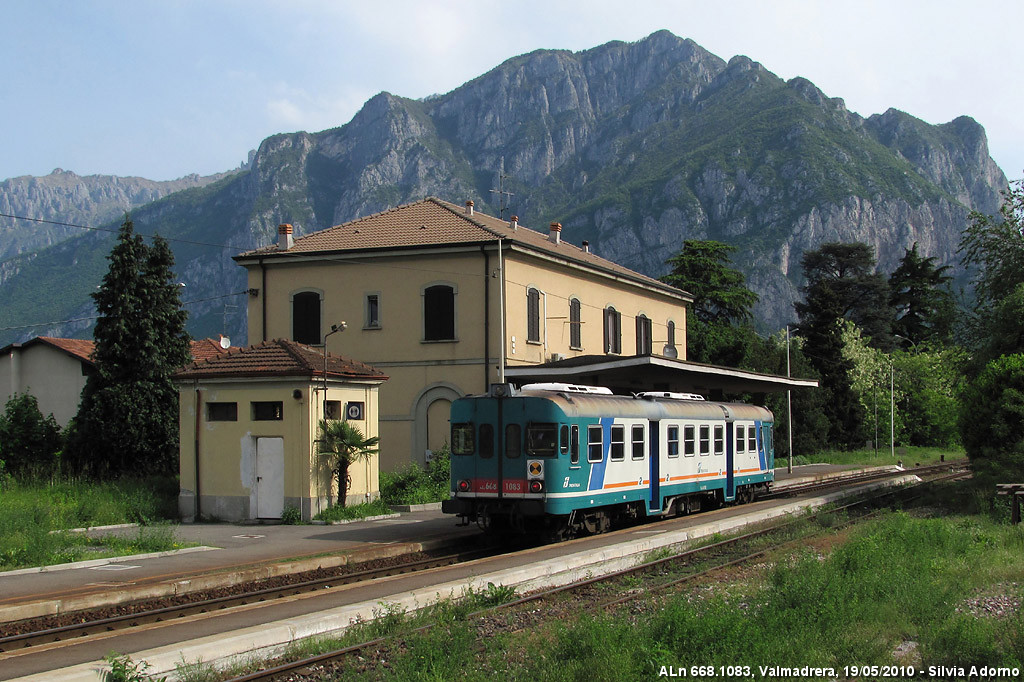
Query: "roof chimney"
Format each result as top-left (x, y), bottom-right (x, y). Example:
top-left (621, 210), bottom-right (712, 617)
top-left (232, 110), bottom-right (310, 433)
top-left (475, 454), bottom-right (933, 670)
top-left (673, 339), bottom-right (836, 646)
top-left (510, 215), bottom-right (518, 231)
top-left (548, 221), bottom-right (562, 245)
top-left (582, 240), bottom-right (590, 254)
top-left (465, 200), bottom-right (474, 216)
top-left (277, 223), bottom-right (294, 250)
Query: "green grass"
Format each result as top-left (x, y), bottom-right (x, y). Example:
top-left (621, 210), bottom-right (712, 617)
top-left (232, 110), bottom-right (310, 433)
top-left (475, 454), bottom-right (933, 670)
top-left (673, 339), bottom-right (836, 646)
top-left (312, 483), bottom-right (1023, 680)
top-left (313, 498), bottom-right (393, 523)
top-left (788, 445), bottom-right (964, 469)
top-left (0, 476), bottom-right (184, 570)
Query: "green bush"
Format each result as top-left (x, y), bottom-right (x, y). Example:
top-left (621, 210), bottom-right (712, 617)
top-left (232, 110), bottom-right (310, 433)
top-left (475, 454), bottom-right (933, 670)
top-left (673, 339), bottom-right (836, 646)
top-left (379, 446), bottom-right (450, 505)
top-left (0, 393), bottom-right (63, 477)
top-left (959, 353), bottom-right (1024, 484)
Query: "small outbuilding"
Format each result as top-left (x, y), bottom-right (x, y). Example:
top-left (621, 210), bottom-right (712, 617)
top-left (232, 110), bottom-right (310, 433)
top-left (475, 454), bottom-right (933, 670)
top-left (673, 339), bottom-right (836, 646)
top-left (174, 338), bottom-right (388, 522)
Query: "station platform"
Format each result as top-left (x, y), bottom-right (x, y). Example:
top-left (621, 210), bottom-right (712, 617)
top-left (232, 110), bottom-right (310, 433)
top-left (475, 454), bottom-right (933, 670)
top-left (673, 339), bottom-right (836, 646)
top-left (0, 462), bottom-right (899, 624)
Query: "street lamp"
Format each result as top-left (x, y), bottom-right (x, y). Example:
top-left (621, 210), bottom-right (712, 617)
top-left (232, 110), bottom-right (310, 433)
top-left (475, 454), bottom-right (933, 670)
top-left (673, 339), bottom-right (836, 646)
top-left (323, 322), bottom-right (347, 418)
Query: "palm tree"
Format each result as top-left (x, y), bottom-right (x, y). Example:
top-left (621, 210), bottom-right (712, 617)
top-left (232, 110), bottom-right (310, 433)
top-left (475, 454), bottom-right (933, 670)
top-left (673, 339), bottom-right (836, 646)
top-left (317, 419), bottom-right (379, 507)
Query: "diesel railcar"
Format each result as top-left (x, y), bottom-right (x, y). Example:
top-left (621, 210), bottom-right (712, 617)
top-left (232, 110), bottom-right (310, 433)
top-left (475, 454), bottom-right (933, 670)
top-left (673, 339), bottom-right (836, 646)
top-left (441, 383), bottom-right (775, 540)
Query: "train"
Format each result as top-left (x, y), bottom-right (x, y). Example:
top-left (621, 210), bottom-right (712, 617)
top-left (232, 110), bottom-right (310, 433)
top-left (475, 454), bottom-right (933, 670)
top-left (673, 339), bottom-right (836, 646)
top-left (441, 383), bottom-right (775, 541)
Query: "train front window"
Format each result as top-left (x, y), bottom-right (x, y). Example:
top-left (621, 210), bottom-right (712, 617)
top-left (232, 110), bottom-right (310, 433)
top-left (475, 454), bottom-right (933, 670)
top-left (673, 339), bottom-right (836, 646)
top-left (480, 424), bottom-right (494, 459)
top-left (505, 424), bottom-right (522, 459)
top-left (526, 423), bottom-right (558, 457)
top-left (451, 424), bottom-right (475, 455)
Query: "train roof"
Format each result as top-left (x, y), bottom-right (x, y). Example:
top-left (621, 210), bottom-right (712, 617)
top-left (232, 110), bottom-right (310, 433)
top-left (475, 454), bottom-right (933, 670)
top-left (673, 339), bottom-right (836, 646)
top-left (458, 386), bottom-right (773, 422)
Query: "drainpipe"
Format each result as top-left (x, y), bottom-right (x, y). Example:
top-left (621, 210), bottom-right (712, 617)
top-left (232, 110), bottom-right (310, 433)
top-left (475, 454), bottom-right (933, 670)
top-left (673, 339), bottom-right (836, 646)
top-left (482, 245), bottom-right (490, 392)
top-left (259, 258), bottom-right (267, 342)
top-left (193, 381), bottom-right (202, 520)
top-left (497, 238), bottom-right (506, 383)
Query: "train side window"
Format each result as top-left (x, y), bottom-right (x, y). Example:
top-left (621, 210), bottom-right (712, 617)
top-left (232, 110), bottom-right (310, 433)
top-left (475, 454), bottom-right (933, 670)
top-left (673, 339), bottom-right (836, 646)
top-left (684, 425), bottom-right (695, 456)
top-left (505, 424), bottom-right (521, 459)
top-left (451, 423), bottom-right (475, 455)
top-left (526, 423), bottom-right (558, 457)
top-left (571, 425), bottom-right (580, 465)
top-left (667, 425), bottom-right (680, 457)
top-left (560, 425), bottom-right (569, 455)
top-left (748, 425), bottom-right (757, 452)
top-left (714, 425), bottom-right (724, 456)
top-left (699, 425), bottom-right (710, 456)
top-left (735, 425), bottom-right (746, 454)
top-left (479, 424), bottom-right (494, 459)
top-left (631, 425), bottom-right (645, 460)
top-left (588, 425), bottom-right (603, 462)
top-left (610, 425), bottom-right (625, 461)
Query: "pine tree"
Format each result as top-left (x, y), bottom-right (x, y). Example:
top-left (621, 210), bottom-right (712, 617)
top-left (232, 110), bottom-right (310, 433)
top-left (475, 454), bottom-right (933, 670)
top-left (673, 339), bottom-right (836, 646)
top-left (65, 218), bottom-right (190, 476)
top-left (888, 242), bottom-right (953, 347)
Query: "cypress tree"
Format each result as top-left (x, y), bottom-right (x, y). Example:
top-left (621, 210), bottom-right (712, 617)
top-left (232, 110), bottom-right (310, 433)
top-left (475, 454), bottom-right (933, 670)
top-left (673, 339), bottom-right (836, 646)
top-left (65, 218), bottom-right (190, 476)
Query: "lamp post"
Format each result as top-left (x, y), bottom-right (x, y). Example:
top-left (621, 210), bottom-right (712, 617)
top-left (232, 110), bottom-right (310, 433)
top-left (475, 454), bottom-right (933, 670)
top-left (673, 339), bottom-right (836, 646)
top-left (322, 322), bottom-right (347, 418)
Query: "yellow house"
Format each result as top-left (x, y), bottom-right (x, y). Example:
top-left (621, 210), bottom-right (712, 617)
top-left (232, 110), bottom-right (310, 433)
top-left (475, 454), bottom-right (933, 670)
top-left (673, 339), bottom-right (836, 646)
top-left (174, 339), bottom-right (387, 522)
top-left (234, 198), bottom-right (693, 471)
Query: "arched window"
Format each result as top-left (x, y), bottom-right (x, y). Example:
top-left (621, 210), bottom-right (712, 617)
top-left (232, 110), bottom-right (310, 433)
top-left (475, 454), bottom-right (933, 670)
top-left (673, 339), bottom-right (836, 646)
top-left (569, 298), bottom-right (582, 349)
top-left (423, 285), bottom-right (456, 341)
top-left (636, 314), bottom-right (652, 355)
top-left (527, 288), bottom-right (541, 343)
top-left (292, 291), bottom-right (321, 344)
top-left (603, 306), bottom-right (621, 354)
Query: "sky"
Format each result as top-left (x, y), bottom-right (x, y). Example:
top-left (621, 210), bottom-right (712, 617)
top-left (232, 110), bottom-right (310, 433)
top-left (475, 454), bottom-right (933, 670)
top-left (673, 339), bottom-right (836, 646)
top-left (3, 0), bottom-right (1022, 184)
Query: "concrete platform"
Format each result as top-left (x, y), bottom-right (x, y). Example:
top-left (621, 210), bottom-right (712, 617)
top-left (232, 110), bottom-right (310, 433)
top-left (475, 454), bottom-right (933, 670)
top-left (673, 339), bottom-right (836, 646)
top-left (3, 468), bottom-right (921, 682)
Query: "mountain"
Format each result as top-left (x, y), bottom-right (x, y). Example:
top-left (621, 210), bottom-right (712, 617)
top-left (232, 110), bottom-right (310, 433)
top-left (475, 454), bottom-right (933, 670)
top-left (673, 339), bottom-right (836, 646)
top-left (0, 168), bottom-right (238, 261)
top-left (0, 30), bottom-right (1006, 346)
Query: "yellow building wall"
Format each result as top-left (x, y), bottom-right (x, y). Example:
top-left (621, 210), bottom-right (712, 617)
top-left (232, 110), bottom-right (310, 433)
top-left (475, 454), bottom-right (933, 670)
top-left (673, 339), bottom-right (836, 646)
top-left (242, 244), bottom-right (688, 471)
top-left (177, 378), bottom-right (381, 521)
top-left (0, 345), bottom-right (89, 426)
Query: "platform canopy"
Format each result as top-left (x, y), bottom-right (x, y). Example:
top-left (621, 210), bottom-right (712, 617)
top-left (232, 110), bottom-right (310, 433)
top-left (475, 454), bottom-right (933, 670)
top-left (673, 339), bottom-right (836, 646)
top-left (504, 354), bottom-right (817, 399)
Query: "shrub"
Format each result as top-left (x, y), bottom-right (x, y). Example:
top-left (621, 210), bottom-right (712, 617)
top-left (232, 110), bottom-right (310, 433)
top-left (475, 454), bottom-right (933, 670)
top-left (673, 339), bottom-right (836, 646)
top-left (379, 446), bottom-right (450, 505)
top-left (959, 353), bottom-right (1024, 485)
top-left (0, 393), bottom-right (63, 477)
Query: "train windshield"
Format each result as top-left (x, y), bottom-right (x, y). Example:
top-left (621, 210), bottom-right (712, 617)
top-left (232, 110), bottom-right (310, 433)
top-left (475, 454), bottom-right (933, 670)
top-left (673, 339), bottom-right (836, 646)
top-left (526, 423), bottom-right (558, 457)
top-left (451, 423), bottom-right (475, 455)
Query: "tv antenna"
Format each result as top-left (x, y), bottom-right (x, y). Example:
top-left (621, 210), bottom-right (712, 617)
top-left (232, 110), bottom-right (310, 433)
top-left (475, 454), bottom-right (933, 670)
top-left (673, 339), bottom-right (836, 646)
top-left (489, 157), bottom-right (514, 220)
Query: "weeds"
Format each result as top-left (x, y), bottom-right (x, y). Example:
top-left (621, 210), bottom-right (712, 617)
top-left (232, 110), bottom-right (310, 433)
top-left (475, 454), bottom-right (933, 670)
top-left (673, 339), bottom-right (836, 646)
top-left (314, 498), bottom-right (392, 522)
top-left (103, 653), bottom-right (165, 682)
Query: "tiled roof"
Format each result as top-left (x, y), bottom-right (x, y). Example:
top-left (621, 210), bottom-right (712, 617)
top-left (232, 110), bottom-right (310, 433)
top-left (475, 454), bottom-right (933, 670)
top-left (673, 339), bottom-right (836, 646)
top-left (36, 336), bottom-right (96, 363)
top-left (174, 338), bottom-right (388, 382)
top-left (235, 198), bottom-right (690, 299)
top-left (190, 337), bottom-right (241, 361)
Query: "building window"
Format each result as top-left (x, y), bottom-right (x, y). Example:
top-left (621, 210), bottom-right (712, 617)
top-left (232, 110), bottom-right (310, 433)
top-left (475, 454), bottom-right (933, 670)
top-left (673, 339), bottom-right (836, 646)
top-left (252, 401), bottom-right (283, 421)
top-left (292, 291), bottom-right (321, 345)
top-left (423, 285), bottom-right (456, 341)
top-left (324, 400), bottom-right (341, 420)
top-left (527, 287), bottom-right (541, 343)
top-left (206, 402), bottom-right (237, 422)
top-left (365, 293), bottom-right (381, 329)
top-left (636, 314), bottom-right (652, 355)
top-left (603, 306), bottom-right (621, 354)
top-left (667, 320), bottom-right (676, 350)
top-left (569, 298), bottom-right (582, 349)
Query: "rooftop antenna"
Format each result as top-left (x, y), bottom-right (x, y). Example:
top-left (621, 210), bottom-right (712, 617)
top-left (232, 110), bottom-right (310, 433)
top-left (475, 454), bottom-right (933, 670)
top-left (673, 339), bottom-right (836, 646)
top-left (489, 157), bottom-right (514, 220)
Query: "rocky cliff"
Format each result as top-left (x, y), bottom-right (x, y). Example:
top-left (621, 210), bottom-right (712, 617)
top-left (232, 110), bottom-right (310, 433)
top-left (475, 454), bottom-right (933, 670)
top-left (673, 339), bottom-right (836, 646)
top-left (0, 30), bottom-right (1007, 345)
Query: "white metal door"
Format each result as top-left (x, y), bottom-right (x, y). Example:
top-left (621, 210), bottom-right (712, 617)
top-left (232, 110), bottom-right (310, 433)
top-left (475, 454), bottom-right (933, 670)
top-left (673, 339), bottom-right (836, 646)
top-left (255, 437), bottom-right (284, 519)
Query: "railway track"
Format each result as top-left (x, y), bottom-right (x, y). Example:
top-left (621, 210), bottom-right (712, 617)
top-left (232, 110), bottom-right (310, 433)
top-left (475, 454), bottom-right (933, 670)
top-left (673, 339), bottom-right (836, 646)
top-left (221, 464), bottom-right (970, 682)
top-left (0, 546), bottom-right (501, 654)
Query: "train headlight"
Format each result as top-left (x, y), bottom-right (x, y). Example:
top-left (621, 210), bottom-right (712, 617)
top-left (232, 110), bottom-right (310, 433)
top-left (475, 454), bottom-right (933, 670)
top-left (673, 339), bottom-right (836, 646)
top-left (457, 479), bottom-right (471, 492)
top-left (529, 480), bottom-right (543, 494)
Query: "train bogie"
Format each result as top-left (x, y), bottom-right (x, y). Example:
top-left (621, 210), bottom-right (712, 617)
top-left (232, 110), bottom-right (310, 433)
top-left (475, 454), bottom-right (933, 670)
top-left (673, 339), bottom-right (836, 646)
top-left (442, 384), bottom-right (774, 539)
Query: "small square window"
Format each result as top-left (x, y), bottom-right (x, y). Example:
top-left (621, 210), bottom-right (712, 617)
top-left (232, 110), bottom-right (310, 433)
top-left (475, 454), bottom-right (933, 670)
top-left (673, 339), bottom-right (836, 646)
top-left (324, 401), bottom-right (341, 420)
top-left (207, 402), bottom-right (237, 422)
top-left (252, 401), bottom-right (283, 421)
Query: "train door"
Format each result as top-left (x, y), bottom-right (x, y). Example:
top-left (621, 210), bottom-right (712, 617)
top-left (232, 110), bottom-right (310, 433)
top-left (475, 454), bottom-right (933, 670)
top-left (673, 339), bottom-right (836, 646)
top-left (724, 419), bottom-right (736, 502)
top-left (500, 398), bottom-right (527, 498)
top-left (648, 420), bottom-right (660, 513)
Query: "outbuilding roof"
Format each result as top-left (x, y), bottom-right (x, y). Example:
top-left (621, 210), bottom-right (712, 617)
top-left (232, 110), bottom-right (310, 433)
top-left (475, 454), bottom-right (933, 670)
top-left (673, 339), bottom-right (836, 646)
top-left (174, 338), bottom-right (388, 382)
top-left (235, 197), bottom-right (691, 301)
